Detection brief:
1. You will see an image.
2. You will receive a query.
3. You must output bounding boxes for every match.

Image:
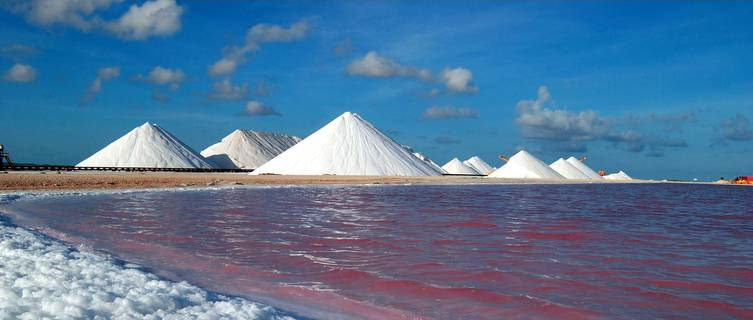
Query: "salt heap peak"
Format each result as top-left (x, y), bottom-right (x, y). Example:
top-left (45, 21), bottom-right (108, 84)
top-left (565, 156), bottom-right (603, 179)
top-left (201, 130), bottom-right (301, 169)
top-left (77, 122), bottom-right (213, 168)
top-left (442, 158), bottom-right (480, 175)
top-left (488, 150), bottom-right (564, 179)
top-left (252, 112), bottom-right (442, 176)
top-left (550, 158), bottom-right (590, 179)
top-left (463, 156), bottom-right (494, 175)
top-left (605, 170), bottom-right (633, 180)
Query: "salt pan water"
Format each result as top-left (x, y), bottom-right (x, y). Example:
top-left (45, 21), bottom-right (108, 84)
top-left (4, 184), bottom-right (753, 319)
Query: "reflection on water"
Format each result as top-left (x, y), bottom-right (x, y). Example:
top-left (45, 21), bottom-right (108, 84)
top-left (8, 184), bottom-right (753, 319)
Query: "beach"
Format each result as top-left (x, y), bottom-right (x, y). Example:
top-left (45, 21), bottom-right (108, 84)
top-left (0, 171), bottom-right (661, 191)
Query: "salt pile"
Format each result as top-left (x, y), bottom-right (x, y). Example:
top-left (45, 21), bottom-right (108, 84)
top-left (413, 151), bottom-right (447, 174)
top-left (442, 158), bottom-right (480, 175)
top-left (463, 156), bottom-right (495, 175)
top-left (77, 122), bottom-right (213, 168)
top-left (488, 150), bottom-right (564, 179)
top-left (550, 158), bottom-right (590, 179)
top-left (565, 156), bottom-right (603, 179)
top-left (201, 130), bottom-right (301, 169)
top-left (604, 170), bottom-right (633, 180)
top-left (252, 112), bottom-right (442, 176)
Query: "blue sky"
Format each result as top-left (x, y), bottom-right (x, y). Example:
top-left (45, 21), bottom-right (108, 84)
top-left (1, 0), bottom-right (751, 180)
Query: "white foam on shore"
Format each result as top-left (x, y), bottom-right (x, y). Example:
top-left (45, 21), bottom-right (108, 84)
top-left (0, 220), bottom-right (295, 320)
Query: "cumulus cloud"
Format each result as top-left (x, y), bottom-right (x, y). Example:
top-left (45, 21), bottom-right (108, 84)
top-left (516, 86), bottom-right (611, 141)
top-left (0, 44), bottom-right (38, 61)
top-left (346, 52), bottom-right (478, 94)
top-left (136, 66), bottom-right (185, 90)
top-left (83, 66), bottom-right (120, 103)
top-left (422, 106), bottom-right (479, 119)
top-left (209, 78), bottom-right (248, 101)
top-left (516, 86), bottom-right (689, 156)
top-left (2, 63), bottom-right (37, 83)
top-left (9, 0), bottom-right (183, 40)
top-left (717, 113), bottom-right (753, 142)
top-left (106, 0), bottom-right (183, 40)
top-left (439, 67), bottom-right (478, 93)
top-left (346, 51), bottom-right (432, 81)
top-left (208, 20), bottom-right (310, 77)
top-left (242, 101), bottom-right (280, 116)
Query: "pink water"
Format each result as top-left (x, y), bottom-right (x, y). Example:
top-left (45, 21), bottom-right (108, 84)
top-left (5, 184), bottom-right (753, 319)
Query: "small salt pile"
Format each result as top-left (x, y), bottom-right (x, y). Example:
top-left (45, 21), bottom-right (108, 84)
top-left (442, 158), bottom-right (480, 175)
top-left (550, 158), bottom-right (590, 179)
top-left (252, 112), bottom-right (442, 176)
top-left (565, 156), bottom-right (603, 179)
top-left (201, 130), bottom-right (300, 169)
top-left (463, 156), bottom-right (494, 175)
top-left (488, 150), bottom-right (564, 179)
top-left (604, 171), bottom-right (633, 180)
top-left (77, 122), bottom-right (213, 168)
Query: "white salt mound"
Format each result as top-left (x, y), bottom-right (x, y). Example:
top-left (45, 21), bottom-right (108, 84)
top-left (201, 130), bottom-right (301, 169)
top-left (605, 170), bottom-right (633, 180)
top-left (442, 158), bottom-right (480, 175)
top-left (550, 158), bottom-right (590, 179)
top-left (488, 150), bottom-right (564, 179)
top-left (565, 157), bottom-right (603, 179)
top-left (252, 112), bottom-right (442, 176)
top-left (463, 156), bottom-right (494, 175)
top-left (413, 151), bottom-right (447, 174)
top-left (77, 122), bottom-right (213, 168)
top-left (0, 221), bottom-right (293, 320)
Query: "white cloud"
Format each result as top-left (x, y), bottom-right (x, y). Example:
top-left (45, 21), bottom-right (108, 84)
top-left (209, 79), bottom-right (248, 101)
top-left (208, 57), bottom-right (241, 77)
top-left (440, 67), bottom-right (478, 93)
top-left (137, 66), bottom-right (185, 90)
top-left (246, 20), bottom-right (309, 43)
top-left (10, 0), bottom-right (183, 40)
top-left (208, 20), bottom-right (310, 77)
top-left (516, 86), bottom-right (610, 141)
top-left (718, 113), bottom-right (753, 142)
top-left (0, 44), bottom-right (38, 61)
top-left (422, 106), bottom-right (478, 119)
top-left (12, 0), bottom-right (120, 31)
top-left (2, 63), bottom-right (37, 83)
top-left (243, 101), bottom-right (280, 116)
top-left (83, 66), bottom-right (120, 103)
top-left (346, 51), bottom-right (431, 81)
top-left (106, 0), bottom-right (183, 40)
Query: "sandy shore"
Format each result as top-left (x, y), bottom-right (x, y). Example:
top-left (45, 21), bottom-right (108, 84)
top-left (0, 171), bottom-right (664, 191)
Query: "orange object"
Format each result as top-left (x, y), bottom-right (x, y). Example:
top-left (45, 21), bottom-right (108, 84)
top-left (733, 176), bottom-right (753, 184)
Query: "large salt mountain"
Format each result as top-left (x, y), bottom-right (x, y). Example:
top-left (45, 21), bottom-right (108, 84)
top-left (442, 158), bottom-right (480, 175)
top-left (550, 158), bottom-right (590, 179)
top-left (252, 112), bottom-right (442, 176)
top-left (565, 156), bottom-right (603, 179)
top-left (201, 130), bottom-right (301, 169)
top-left (488, 150), bottom-right (564, 179)
top-left (463, 156), bottom-right (495, 175)
top-left (77, 122), bottom-right (213, 168)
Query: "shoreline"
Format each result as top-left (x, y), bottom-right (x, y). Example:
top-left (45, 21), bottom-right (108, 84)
top-left (0, 171), bottom-right (668, 191)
